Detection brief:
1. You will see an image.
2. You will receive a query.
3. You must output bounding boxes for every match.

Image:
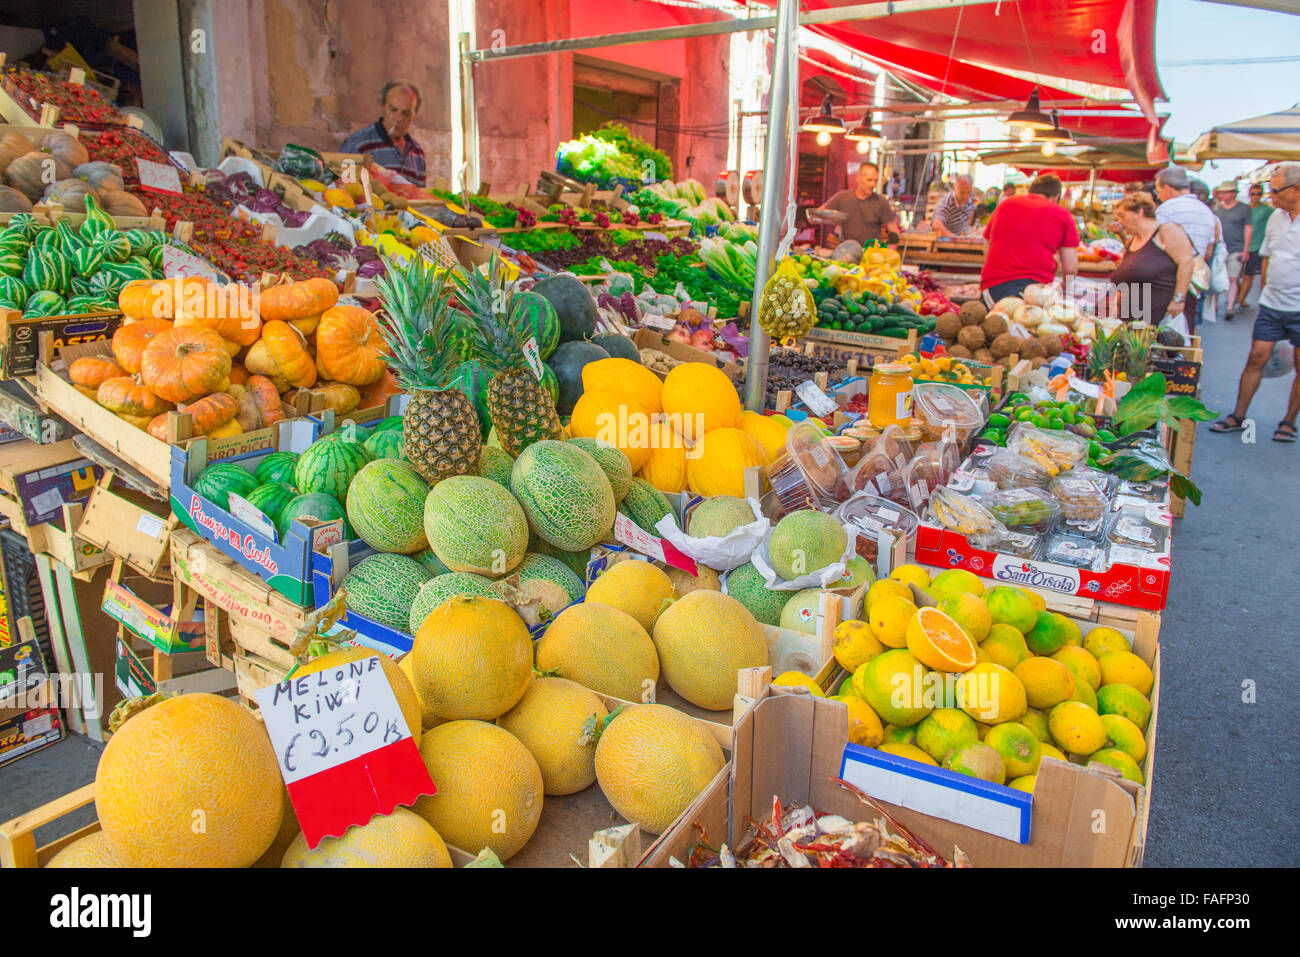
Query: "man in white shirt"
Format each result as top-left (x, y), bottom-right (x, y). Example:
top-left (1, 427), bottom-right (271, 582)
top-left (1211, 162), bottom-right (1300, 443)
top-left (1155, 167), bottom-right (1219, 334)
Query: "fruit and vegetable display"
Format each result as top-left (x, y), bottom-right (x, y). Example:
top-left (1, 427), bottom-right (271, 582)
top-left (1, 66), bottom-right (129, 126)
top-left (556, 122), bottom-right (673, 188)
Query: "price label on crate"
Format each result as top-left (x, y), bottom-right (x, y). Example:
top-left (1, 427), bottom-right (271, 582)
top-left (642, 312), bottom-right (676, 332)
top-left (162, 246), bottom-right (222, 281)
top-left (795, 380), bottom-right (837, 417)
top-left (135, 158), bottom-right (184, 195)
top-left (612, 513), bottom-right (699, 575)
top-left (256, 654), bottom-right (435, 848)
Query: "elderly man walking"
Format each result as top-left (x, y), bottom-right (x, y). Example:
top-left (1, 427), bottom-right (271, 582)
top-left (931, 175), bottom-right (977, 237)
top-left (1211, 163), bottom-right (1300, 443)
top-left (1155, 167), bottom-right (1219, 334)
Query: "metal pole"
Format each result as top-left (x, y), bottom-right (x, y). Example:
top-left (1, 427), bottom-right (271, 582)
top-left (744, 0), bottom-right (797, 414)
top-left (459, 33), bottom-right (479, 192)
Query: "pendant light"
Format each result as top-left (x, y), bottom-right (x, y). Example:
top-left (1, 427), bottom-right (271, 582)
top-left (1006, 86), bottom-right (1054, 131)
top-left (802, 94), bottom-right (845, 135)
top-left (845, 110), bottom-right (884, 145)
top-left (1035, 110), bottom-right (1073, 144)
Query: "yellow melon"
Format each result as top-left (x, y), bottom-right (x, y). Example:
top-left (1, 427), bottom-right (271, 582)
top-left (585, 560), bottom-right (675, 632)
top-left (739, 410), bottom-right (789, 463)
top-left (637, 418), bottom-right (689, 493)
top-left (535, 602), bottom-right (660, 702)
top-left (496, 677), bottom-right (608, 795)
top-left (662, 362), bottom-right (742, 435)
top-left (685, 427), bottom-right (766, 498)
top-left (252, 785), bottom-right (301, 868)
top-left (665, 563), bottom-right (721, 595)
top-left (95, 693), bottom-right (283, 867)
top-left (594, 704), bottom-right (725, 834)
top-left (414, 720), bottom-right (543, 861)
top-left (582, 357), bottom-right (664, 414)
top-left (296, 646), bottom-right (422, 740)
top-left (652, 591), bottom-right (768, 711)
top-left (411, 596), bottom-right (533, 720)
top-left (397, 652), bottom-right (443, 731)
top-left (45, 832), bottom-right (123, 868)
top-left (280, 807), bottom-right (452, 867)
top-left (567, 390), bottom-right (650, 471)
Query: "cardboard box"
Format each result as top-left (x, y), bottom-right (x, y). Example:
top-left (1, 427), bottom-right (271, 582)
top-left (802, 326), bottom-right (917, 367)
top-left (0, 309), bottom-right (123, 380)
top-left (632, 328), bottom-right (743, 378)
top-left (0, 632), bottom-right (64, 768)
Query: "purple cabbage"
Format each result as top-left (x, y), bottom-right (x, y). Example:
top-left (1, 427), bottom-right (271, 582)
top-left (352, 245), bottom-right (380, 264)
top-left (249, 188), bottom-right (283, 213)
top-left (716, 321), bottom-right (749, 359)
top-left (357, 259), bottom-right (386, 279)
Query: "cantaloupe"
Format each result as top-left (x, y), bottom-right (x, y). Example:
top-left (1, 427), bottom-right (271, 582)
top-left (296, 646), bottom-right (422, 741)
top-left (566, 436), bottom-right (633, 501)
top-left (252, 785), bottom-right (302, 868)
top-left (767, 510), bottom-right (847, 579)
top-left (652, 591), bottom-right (769, 710)
top-left (688, 495), bottom-right (756, 538)
top-left (414, 720), bottom-right (543, 861)
top-left (584, 560), bottom-right (675, 632)
top-left (410, 596), bottom-right (533, 720)
top-left (594, 704), bottom-right (725, 834)
top-left (45, 832), bottom-right (123, 868)
top-left (510, 552), bottom-right (586, 607)
top-left (95, 693), bottom-right (283, 867)
top-left (280, 807), bottom-right (453, 867)
top-left (534, 603), bottom-right (660, 701)
top-left (423, 475), bottom-right (528, 576)
top-left (724, 562), bottom-right (790, 626)
top-left (408, 571), bottom-right (495, 634)
top-left (511, 440), bottom-right (616, 551)
top-left (475, 446), bottom-right (515, 489)
top-left (665, 563), bottom-right (721, 595)
top-left (496, 677), bottom-right (607, 795)
top-left (398, 652), bottom-right (443, 732)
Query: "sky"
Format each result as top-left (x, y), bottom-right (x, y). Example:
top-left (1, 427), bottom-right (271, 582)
top-left (1156, 0), bottom-right (1300, 184)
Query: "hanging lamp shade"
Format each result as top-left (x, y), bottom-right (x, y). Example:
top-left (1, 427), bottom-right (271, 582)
top-left (1035, 110), bottom-right (1074, 143)
top-left (802, 95), bottom-right (845, 134)
top-left (845, 111), bottom-right (884, 143)
top-left (1007, 87), bottom-right (1054, 131)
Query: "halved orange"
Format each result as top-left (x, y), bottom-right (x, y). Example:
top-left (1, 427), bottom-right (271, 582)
top-left (906, 606), bottom-right (977, 673)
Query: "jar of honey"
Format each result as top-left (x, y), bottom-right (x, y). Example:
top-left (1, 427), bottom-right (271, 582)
top-left (868, 362), bottom-right (914, 429)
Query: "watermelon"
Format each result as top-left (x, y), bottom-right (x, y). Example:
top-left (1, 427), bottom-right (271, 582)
top-left (341, 553), bottom-right (432, 633)
top-left (345, 459), bottom-right (430, 554)
top-left (293, 436), bottom-right (372, 505)
top-left (411, 547), bottom-right (451, 577)
top-left (22, 291), bottom-right (67, 317)
top-left (618, 478), bottom-right (672, 535)
top-left (147, 245), bottom-right (165, 270)
top-left (423, 475), bottom-right (529, 576)
top-left (363, 428), bottom-right (404, 461)
top-left (89, 269), bottom-right (124, 298)
top-left (194, 463), bottom-right (258, 510)
top-left (448, 359), bottom-right (494, 438)
top-left (510, 440), bottom-right (615, 551)
top-left (531, 275), bottom-right (597, 343)
top-left (278, 492), bottom-right (353, 540)
top-left (0, 276), bottom-right (28, 309)
top-left (592, 333), bottom-right (640, 363)
top-left (511, 290), bottom-right (561, 359)
top-left (539, 364), bottom-right (559, 407)
top-left (93, 231), bottom-right (131, 263)
top-left (372, 415), bottom-right (403, 433)
top-left (547, 340), bottom-right (610, 416)
top-left (475, 446), bottom-right (514, 489)
top-left (244, 482), bottom-right (297, 529)
top-left (408, 572), bottom-right (495, 634)
top-left (565, 437), bottom-right (632, 502)
top-left (254, 451), bottom-right (299, 487)
top-left (511, 552), bottom-right (586, 607)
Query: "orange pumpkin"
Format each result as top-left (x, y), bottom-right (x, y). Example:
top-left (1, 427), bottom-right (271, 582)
top-left (315, 305), bottom-right (387, 386)
top-left (139, 327), bottom-right (233, 404)
top-left (229, 375), bottom-right (285, 432)
top-left (228, 365), bottom-right (250, 386)
top-left (312, 381), bottom-right (360, 415)
top-left (97, 376), bottom-right (169, 418)
top-left (357, 369), bottom-right (403, 408)
top-left (177, 392), bottom-right (240, 436)
top-left (244, 321), bottom-right (316, 389)
top-left (117, 281), bottom-right (169, 321)
top-left (112, 318), bottom-right (173, 374)
top-left (207, 420), bottom-right (244, 439)
top-left (258, 277), bottom-right (338, 322)
top-left (178, 282), bottom-right (262, 347)
top-left (69, 356), bottom-right (126, 390)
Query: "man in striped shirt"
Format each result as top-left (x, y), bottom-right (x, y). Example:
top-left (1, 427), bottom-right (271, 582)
top-left (341, 82), bottom-right (427, 187)
top-left (931, 175), bottom-right (976, 237)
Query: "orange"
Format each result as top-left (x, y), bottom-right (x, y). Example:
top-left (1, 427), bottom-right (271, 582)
top-left (905, 606), bottom-right (977, 673)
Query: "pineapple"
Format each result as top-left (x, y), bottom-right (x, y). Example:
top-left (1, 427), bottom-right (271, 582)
top-left (1121, 325), bottom-right (1155, 381)
top-left (1087, 326), bottom-right (1117, 380)
top-left (373, 256), bottom-right (483, 482)
top-left (453, 253), bottom-right (562, 457)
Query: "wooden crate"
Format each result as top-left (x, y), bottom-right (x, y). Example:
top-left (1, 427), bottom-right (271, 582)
top-left (0, 379), bottom-right (71, 444)
top-left (75, 471), bottom-right (178, 580)
top-left (1167, 418), bottom-right (1197, 519)
top-left (0, 783), bottom-right (98, 868)
top-left (0, 59), bottom-right (142, 128)
top-left (0, 438), bottom-right (110, 577)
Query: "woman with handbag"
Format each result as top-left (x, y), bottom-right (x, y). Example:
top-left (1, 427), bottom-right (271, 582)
top-left (1109, 193), bottom-right (1195, 329)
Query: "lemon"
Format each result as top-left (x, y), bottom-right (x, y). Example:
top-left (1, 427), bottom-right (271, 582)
top-left (1052, 645), bottom-right (1101, 691)
top-left (833, 619), bottom-right (886, 672)
top-left (984, 722), bottom-right (1041, 778)
top-left (888, 564), bottom-right (931, 591)
top-left (1097, 651), bottom-right (1154, 696)
top-left (943, 742), bottom-right (1005, 784)
top-left (974, 720), bottom-right (993, 740)
top-left (1021, 707), bottom-right (1050, 743)
top-left (938, 592), bottom-right (992, 642)
top-left (1013, 657), bottom-right (1075, 709)
top-left (854, 649), bottom-right (932, 727)
top-left (867, 578), bottom-right (913, 609)
top-left (877, 742), bottom-right (939, 767)
top-left (1088, 748), bottom-right (1144, 785)
top-left (1025, 590), bottom-right (1047, 612)
top-left (914, 708), bottom-right (979, 764)
top-left (981, 624), bottom-right (1031, 671)
top-left (956, 663), bottom-right (1027, 725)
top-left (1084, 626), bottom-right (1130, 660)
top-left (974, 645), bottom-right (993, 665)
top-left (841, 696), bottom-right (884, 747)
top-left (1048, 701), bottom-right (1107, 756)
top-left (1100, 714), bottom-right (1146, 763)
top-left (1008, 774), bottom-right (1036, 793)
top-left (1096, 684), bottom-right (1152, 731)
top-left (867, 595), bottom-right (917, 649)
top-left (773, 671), bottom-right (825, 697)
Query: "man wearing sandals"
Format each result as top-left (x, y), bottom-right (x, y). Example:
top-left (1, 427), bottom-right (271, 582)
top-left (1213, 163), bottom-right (1300, 443)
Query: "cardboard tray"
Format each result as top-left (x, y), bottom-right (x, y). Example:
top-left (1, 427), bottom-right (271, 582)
top-left (0, 309), bottom-right (124, 380)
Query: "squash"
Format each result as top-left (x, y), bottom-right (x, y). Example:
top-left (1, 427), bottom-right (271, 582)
top-left (5, 152), bottom-right (72, 201)
top-left (42, 179), bottom-right (96, 212)
top-left (684, 427), bottom-right (766, 499)
top-left (207, 420), bottom-right (244, 440)
top-left (315, 304), bottom-right (387, 385)
top-left (112, 317), bottom-right (173, 373)
top-left (257, 277), bottom-right (338, 323)
top-left (289, 313), bottom-right (320, 336)
top-left (227, 365), bottom-right (249, 386)
top-left (244, 321), bottom-right (316, 389)
top-left (229, 375), bottom-right (284, 431)
top-left (0, 185), bottom-right (33, 213)
top-left (178, 281), bottom-right (261, 347)
top-left (177, 392), bottom-right (240, 436)
top-left (41, 132), bottom-right (89, 170)
top-left (74, 161), bottom-right (125, 192)
top-left (118, 280), bottom-right (170, 321)
top-left (0, 132), bottom-right (37, 174)
top-left (97, 376), bottom-right (169, 418)
top-left (69, 356), bottom-right (126, 390)
top-left (312, 381), bottom-right (360, 415)
top-left (139, 326), bottom-right (233, 404)
top-left (99, 189), bottom-right (149, 218)
top-left (358, 369), bottom-right (402, 408)
top-left (117, 412), bottom-right (155, 430)
top-left (73, 383), bottom-right (99, 401)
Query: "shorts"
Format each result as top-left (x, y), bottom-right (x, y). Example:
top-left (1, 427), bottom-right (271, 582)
top-left (1245, 252), bottom-right (1263, 276)
top-left (1226, 255), bottom-right (1243, 280)
top-left (982, 278), bottom-right (1036, 307)
top-left (1253, 304), bottom-right (1300, 347)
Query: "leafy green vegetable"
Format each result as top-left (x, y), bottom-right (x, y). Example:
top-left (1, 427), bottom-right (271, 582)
top-left (1099, 438), bottom-right (1203, 506)
top-left (591, 123), bottom-right (673, 181)
top-left (1112, 373), bottom-right (1218, 435)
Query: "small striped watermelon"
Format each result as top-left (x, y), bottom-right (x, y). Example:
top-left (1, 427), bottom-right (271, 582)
top-left (93, 231), bottom-right (131, 263)
top-left (293, 436), bottom-right (372, 505)
top-left (0, 275), bottom-right (29, 309)
top-left (278, 492), bottom-right (353, 540)
top-left (345, 459), bottom-right (430, 554)
top-left (254, 451), bottom-right (299, 487)
top-left (510, 440), bottom-right (615, 551)
top-left (363, 428), bottom-right (404, 461)
top-left (408, 572), bottom-right (495, 634)
top-left (194, 463), bottom-right (259, 510)
top-left (22, 291), bottom-right (66, 317)
top-left (342, 554), bottom-right (432, 633)
top-left (244, 482), bottom-right (297, 529)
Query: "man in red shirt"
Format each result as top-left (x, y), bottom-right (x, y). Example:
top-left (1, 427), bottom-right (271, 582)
top-left (981, 175), bottom-right (1079, 305)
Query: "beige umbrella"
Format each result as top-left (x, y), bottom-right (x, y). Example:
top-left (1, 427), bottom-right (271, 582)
top-left (1189, 106), bottom-right (1300, 161)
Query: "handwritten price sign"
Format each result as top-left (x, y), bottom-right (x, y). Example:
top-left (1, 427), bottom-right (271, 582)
top-left (135, 158), bottom-right (184, 195)
top-left (256, 654), bottom-right (435, 847)
top-left (612, 513), bottom-right (698, 575)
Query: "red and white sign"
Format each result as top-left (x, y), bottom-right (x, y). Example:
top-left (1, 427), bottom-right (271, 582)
top-left (135, 158), bottom-right (184, 195)
top-left (161, 245), bottom-right (222, 281)
top-left (612, 512), bottom-right (699, 575)
top-left (256, 654), bottom-right (435, 847)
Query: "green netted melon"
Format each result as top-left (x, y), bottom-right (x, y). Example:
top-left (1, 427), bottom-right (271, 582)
top-left (509, 552), bottom-right (586, 607)
top-left (475, 446), bottom-right (515, 489)
top-left (565, 437), bottom-right (632, 502)
top-left (724, 562), bottom-right (790, 626)
top-left (408, 571), bottom-right (495, 634)
top-left (342, 554), bottom-right (432, 633)
top-left (423, 475), bottom-right (528, 576)
top-left (688, 496), bottom-right (756, 539)
top-left (412, 547), bottom-right (451, 577)
top-left (510, 440), bottom-right (615, 551)
top-left (346, 459), bottom-right (431, 554)
top-left (528, 535), bottom-right (592, 583)
top-left (768, 511), bottom-right (847, 579)
top-left (617, 478), bottom-right (672, 536)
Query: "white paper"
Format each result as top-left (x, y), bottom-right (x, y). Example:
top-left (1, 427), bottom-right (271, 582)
top-left (655, 497), bottom-right (769, 572)
top-left (162, 245), bottom-right (223, 281)
top-left (135, 513), bottom-right (165, 538)
top-left (749, 521), bottom-right (859, 591)
top-left (214, 156), bottom-right (266, 186)
top-left (612, 512), bottom-right (665, 561)
top-left (135, 158), bottom-right (183, 194)
top-left (643, 313), bottom-right (676, 331)
top-left (796, 380), bottom-right (837, 417)
top-left (28, 487), bottom-right (65, 520)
